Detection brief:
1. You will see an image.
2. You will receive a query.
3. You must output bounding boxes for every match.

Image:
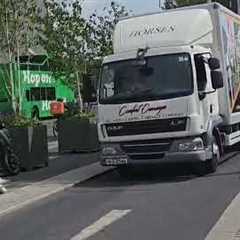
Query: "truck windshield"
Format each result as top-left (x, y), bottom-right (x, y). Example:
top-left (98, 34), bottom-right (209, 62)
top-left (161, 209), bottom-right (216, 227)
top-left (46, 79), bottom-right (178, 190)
top-left (99, 53), bottom-right (193, 104)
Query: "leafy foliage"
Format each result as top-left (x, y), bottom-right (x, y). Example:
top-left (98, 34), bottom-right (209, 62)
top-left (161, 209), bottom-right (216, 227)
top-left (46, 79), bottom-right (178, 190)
top-left (0, 0), bottom-right (41, 58)
top-left (57, 102), bottom-right (96, 120)
top-left (2, 114), bottom-right (40, 128)
top-left (88, 1), bottom-right (130, 59)
top-left (39, 0), bottom-right (91, 86)
top-left (0, 0), bottom-right (42, 112)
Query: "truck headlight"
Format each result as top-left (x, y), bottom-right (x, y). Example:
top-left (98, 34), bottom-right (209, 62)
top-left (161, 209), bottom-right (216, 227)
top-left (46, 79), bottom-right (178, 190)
top-left (102, 146), bottom-right (118, 155)
top-left (178, 137), bottom-right (204, 152)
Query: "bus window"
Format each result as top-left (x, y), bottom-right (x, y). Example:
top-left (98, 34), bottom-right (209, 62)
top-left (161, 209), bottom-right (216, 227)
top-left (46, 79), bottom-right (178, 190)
top-left (46, 87), bottom-right (56, 100)
top-left (30, 55), bottom-right (49, 71)
top-left (20, 64), bottom-right (28, 70)
top-left (27, 87), bottom-right (56, 101)
top-left (0, 97), bottom-right (8, 102)
top-left (18, 55), bottom-right (49, 71)
top-left (19, 56), bottom-right (30, 71)
top-left (30, 88), bottom-right (41, 101)
top-left (29, 65), bottom-right (40, 71)
top-left (19, 56), bottom-right (29, 63)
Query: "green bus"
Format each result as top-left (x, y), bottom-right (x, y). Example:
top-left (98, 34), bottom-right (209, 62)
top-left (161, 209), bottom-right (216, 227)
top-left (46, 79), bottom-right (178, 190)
top-left (0, 55), bottom-right (75, 119)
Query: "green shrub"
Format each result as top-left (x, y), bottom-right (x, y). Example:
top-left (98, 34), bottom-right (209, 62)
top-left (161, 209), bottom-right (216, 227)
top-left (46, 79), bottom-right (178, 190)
top-left (1, 114), bottom-right (40, 128)
top-left (59, 102), bottom-right (96, 120)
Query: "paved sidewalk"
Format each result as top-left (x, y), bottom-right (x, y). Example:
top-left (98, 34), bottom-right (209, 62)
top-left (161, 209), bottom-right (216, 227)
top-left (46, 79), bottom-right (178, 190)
top-left (0, 162), bottom-right (113, 217)
top-left (0, 136), bottom-right (110, 217)
top-left (5, 147), bottom-right (100, 190)
top-left (0, 118), bottom-right (105, 213)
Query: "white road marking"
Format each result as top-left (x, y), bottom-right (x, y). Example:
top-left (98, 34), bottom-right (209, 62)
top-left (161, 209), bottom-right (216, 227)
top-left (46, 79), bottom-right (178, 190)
top-left (205, 192), bottom-right (240, 240)
top-left (48, 141), bottom-right (58, 150)
top-left (48, 155), bottom-right (59, 160)
top-left (70, 209), bottom-right (131, 240)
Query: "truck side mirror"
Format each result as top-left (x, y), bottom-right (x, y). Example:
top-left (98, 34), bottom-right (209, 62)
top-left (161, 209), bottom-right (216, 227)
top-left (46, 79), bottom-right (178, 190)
top-left (208, 58), bottom-right (220, 70)
top-left (211, 70), bottom-right (223, 89)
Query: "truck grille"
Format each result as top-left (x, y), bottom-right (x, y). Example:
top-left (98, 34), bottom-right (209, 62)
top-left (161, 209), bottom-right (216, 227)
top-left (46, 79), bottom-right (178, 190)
top-left (121, 139), bottom-right (172, 160)
top-left (105, 118), bottom-right (187, 137)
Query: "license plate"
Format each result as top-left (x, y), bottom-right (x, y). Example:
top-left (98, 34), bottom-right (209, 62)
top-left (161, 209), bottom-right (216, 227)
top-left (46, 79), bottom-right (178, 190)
top-left (105, 157), bottom-right (128, 166)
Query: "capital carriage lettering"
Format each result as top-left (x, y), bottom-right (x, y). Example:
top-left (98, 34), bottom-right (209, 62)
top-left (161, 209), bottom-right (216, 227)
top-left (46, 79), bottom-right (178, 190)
top-left (129, 25), bottom-right (175, 38)
top-left (119, 103), bottom-right (167, 117)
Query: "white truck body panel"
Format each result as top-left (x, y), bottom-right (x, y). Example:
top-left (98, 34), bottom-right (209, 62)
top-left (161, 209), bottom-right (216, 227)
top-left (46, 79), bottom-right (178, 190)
top-left (112, 3), bottom-right (240, 126)
top-left (114, 9), bottom-right (213, 53)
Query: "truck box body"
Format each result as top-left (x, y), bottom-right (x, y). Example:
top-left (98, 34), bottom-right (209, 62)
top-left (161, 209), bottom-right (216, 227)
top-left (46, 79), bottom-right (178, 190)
top-left (98, 3), bottom-right (240, 171)
top-left (113, 3), bottom-right (240, 125)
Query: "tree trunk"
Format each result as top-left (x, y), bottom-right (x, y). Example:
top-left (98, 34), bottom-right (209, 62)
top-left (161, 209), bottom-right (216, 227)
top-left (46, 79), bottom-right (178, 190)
top-left (5, 1), bottom-right (16, 112)
top-left (76, 71), bottom-right (83, 111)
top-left (16, 38), bottom-right (21, 114)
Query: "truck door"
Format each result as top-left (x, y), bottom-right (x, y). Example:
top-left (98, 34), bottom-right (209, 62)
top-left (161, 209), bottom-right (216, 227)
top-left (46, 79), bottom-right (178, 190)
top-left (194, 53), bottom-right (219, 131)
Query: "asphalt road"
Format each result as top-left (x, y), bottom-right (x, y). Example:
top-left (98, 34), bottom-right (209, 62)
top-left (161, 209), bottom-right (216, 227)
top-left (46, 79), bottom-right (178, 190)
top-left (1, 152), bottom-right (240, 240)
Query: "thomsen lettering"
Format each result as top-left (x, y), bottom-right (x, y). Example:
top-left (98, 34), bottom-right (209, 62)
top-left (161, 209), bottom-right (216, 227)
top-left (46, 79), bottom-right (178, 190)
top-left (129, 25), bottom-right (175, 38)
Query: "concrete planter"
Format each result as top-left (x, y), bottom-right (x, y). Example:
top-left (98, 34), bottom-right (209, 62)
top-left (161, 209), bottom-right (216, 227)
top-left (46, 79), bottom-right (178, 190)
top-left (8, 125), bottom-right (48, 171)
top-left (58, 118), bottom-right (100, 153)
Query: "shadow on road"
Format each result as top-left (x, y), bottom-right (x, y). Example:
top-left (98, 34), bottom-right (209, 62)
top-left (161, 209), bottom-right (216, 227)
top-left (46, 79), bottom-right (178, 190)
top-left (75, 163), bottom-right (197, 189)
top-left (203, 170), bottom-right (240, 179)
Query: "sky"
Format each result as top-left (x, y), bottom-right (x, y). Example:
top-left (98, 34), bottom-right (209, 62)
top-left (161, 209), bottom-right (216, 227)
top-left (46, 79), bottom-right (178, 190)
top-left (81, 0), bottom-right (162, 17)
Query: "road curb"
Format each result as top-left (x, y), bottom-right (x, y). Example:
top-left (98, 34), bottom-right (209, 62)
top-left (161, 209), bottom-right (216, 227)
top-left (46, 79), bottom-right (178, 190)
top-left (0, 163), bottom-right (113, 218)
top-left (205, 191), bottom-right (240, 240)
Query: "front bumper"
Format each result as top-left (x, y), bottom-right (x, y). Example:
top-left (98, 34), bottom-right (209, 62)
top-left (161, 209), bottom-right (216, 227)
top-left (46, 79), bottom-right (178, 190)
top-left (100, 138), bottom-right (213, 166)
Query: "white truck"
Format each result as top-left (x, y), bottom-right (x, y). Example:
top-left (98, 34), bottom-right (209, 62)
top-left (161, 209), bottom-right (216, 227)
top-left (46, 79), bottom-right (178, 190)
top-left (97, 3), bottom-right (240, 175)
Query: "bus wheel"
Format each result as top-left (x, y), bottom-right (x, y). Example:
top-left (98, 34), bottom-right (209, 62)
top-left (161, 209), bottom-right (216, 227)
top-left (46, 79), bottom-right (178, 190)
top-left (31, 108), bottom-right (39, 120)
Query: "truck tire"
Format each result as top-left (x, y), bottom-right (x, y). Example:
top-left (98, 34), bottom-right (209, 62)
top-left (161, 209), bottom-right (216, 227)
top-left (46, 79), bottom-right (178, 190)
top-left (196, 136), bottom-right (220, 176)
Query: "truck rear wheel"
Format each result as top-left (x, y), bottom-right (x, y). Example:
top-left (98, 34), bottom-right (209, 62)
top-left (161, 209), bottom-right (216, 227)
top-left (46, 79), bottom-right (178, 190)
top-left (195, 137), bottom-right (220, 176)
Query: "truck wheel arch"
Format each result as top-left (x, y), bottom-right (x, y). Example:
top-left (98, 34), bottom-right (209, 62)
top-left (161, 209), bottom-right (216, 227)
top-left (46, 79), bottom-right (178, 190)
top-left (213, 127), bottom-right (224, 156)
top-left (206, 116), bottom-right (224, 156)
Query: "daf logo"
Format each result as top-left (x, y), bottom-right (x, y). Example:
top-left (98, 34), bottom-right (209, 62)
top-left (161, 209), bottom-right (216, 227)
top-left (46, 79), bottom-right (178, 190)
top-left (107, 125), bottom-right (123, 131)
top-left (170, 119), bottom-right (185, 126)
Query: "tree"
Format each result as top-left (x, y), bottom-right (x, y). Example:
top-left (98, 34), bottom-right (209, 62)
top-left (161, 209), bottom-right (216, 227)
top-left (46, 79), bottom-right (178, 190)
top-left (163, 0), bottom-right (177, 9)
top-left (39, 1), bottom-right (130, 108)
top-left (88, 1), bottom-right (130, 59)
top-left (0, 0), bottom-right (40, 112)
top-left (39, 0), bottom-right (92, 109)
top-left (81, 1), bottom-right (130, 102)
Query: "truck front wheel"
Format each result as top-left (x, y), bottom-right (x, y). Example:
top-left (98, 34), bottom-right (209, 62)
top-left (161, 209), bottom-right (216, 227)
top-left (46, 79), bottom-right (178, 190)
top-left (195, 137), bottom-right (220, 176)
